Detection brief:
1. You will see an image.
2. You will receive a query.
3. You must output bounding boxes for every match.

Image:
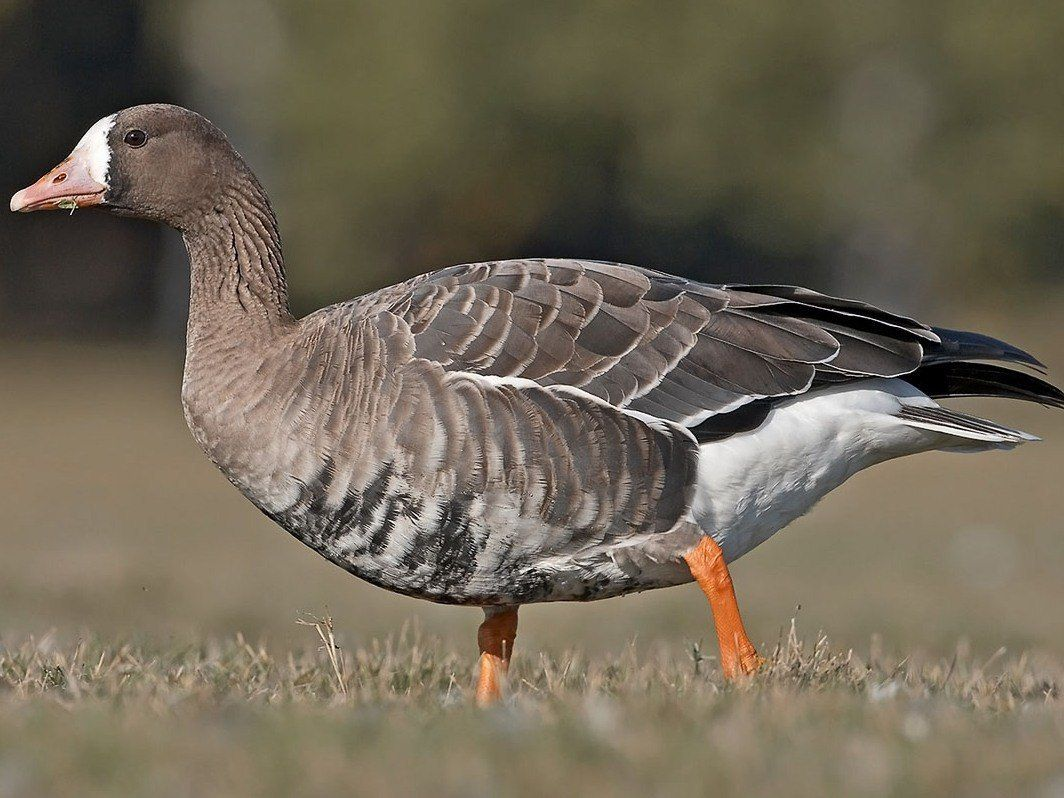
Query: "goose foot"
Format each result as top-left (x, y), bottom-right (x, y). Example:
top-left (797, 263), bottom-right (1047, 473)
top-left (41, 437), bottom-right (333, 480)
top-left (723, 641), bottom-right (766, 680)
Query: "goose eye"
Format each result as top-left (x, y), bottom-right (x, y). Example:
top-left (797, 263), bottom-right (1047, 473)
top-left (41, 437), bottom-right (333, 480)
top-left (124, 129), bottom-right (148, 148)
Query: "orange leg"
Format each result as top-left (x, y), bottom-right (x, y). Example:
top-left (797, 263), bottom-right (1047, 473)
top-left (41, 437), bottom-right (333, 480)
top-left (475, 606), bottom-right (518, 706)
top-left (683, 536), bottom-right (764, 679)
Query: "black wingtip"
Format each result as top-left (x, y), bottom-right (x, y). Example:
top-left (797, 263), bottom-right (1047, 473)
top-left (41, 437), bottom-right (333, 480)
top-left (907, 361), bottom-right (1064, 409)
top-left (926, 327), bottom-right (1048, 372)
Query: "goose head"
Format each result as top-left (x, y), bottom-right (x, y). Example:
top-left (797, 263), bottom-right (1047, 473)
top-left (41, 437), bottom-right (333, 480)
top-left (11, 104), bottom-right (241, 229)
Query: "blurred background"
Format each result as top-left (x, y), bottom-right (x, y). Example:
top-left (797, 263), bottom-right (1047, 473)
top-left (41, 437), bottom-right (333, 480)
top-left (0, 0), bottom-right (1062, 658)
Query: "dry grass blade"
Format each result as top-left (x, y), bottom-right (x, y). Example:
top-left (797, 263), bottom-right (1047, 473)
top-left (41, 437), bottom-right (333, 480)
top-left (296, 611), bottom-right (347, 696)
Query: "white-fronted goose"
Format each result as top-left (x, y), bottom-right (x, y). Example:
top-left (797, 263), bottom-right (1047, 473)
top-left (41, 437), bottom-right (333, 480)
top-left (13, 105), bottom-right (1063, 704)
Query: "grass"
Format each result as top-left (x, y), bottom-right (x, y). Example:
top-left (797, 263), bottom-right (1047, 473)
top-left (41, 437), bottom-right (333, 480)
top-left (1, 300), bottom-right (1063, 796)
top-left (0, 618), bottom-right (1061, 797)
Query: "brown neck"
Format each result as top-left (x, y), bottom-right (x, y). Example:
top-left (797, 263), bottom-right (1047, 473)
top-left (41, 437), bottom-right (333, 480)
top-left (182, 169), bottom-right (294, 343)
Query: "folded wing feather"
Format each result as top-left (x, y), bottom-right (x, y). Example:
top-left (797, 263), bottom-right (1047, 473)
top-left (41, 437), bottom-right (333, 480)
top-left (376, 259), bottom-right (940, 428)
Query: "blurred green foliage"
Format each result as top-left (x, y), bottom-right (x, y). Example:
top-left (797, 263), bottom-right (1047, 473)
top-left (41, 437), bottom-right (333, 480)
top-left (157, 0), bottom-right (1064, 307)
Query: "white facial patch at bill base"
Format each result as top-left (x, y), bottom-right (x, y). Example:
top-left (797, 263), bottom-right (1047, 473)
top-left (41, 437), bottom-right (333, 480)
top-left (70, 113), bottom-right (117, 186)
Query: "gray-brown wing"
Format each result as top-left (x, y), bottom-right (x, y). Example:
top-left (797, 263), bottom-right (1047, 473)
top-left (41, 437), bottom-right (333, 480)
top-left (377, 258), bottom-right (939, 427)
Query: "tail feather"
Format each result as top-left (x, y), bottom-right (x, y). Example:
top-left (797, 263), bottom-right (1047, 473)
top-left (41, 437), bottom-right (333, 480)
top-left (896, 404), bottom-right (1038, 445)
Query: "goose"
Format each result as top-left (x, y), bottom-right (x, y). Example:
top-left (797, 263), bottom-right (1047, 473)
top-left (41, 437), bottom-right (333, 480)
top-left (12, 104), bottom-right (1063, 705)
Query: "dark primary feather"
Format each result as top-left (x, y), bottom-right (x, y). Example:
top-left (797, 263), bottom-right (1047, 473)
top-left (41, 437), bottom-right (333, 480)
top-left (922, 327), bottom-right (1047, 371)
top-left (907, 362), bottom-right (1064, 408)
top-left (689, 400), bottom-right (775, 443)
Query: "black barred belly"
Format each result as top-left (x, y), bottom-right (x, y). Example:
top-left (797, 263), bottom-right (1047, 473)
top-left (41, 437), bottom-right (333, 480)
top-left (255, 460), bottom-right (667, 606)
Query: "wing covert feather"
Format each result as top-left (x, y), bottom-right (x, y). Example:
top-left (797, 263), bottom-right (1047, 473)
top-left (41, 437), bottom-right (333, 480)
top-left (369, 259), bottom-right (936, 427)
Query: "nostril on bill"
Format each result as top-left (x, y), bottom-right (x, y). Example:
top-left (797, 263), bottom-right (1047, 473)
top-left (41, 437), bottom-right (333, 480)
top-left (52, 173), bottom-right (67, 184)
